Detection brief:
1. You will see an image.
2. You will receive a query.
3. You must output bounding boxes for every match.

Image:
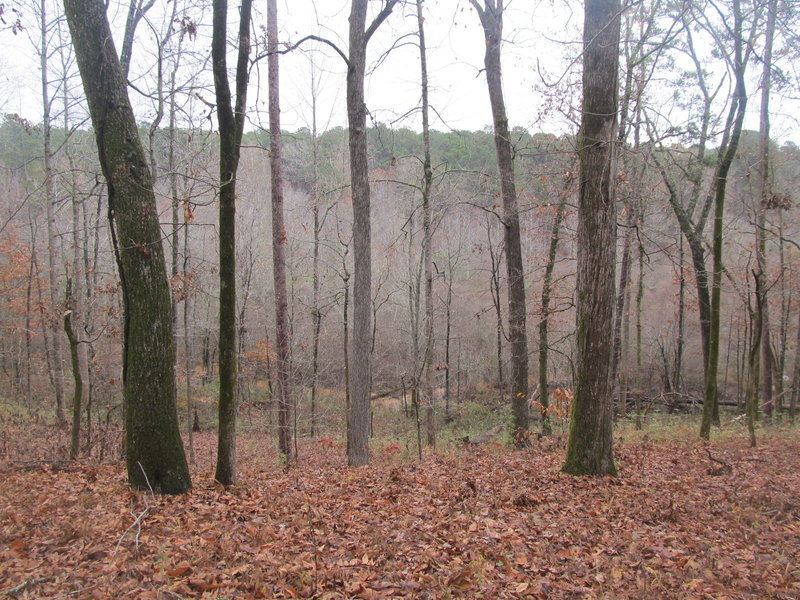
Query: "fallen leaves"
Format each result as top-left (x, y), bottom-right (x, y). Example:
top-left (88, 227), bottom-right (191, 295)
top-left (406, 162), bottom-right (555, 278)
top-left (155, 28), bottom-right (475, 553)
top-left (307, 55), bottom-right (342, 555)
top-left (0, 431), bottom-right (799, 598)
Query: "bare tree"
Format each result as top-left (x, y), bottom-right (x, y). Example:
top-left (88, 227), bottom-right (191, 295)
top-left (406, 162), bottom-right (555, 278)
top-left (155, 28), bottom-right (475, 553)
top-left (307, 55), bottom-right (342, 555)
top-left (470, 0), bottom-right (530, 445)
top-left (63, 0), bottom-right (190, 493)
top-left (562, 0), bottom-right (621, 476)
top-left (213, 0), bottom-right (252, 485)
top-left (267, 0), bottom-right (293, 463)
top-left (346, 0), bottom-right (400, 467)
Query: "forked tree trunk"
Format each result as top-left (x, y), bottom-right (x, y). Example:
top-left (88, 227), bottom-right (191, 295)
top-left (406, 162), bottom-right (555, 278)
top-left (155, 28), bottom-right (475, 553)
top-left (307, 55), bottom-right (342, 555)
top-left (63, 0), bottom-right (190, 493)
top-left (562, 0), bottom-right (620, 476)
top-left (700, 0), bottom-right (747, 440)
top-left (213, 0), bottom-right (252, 485)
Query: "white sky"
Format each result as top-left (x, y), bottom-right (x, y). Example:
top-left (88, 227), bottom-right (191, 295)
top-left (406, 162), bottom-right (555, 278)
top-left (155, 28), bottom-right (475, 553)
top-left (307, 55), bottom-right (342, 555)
top-left (0, 0), bottom-right (797, 142)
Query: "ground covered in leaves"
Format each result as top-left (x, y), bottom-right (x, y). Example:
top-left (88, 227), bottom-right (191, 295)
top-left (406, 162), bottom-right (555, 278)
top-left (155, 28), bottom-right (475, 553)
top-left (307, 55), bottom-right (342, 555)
top-left (1, 428), bottom-right (799, 599)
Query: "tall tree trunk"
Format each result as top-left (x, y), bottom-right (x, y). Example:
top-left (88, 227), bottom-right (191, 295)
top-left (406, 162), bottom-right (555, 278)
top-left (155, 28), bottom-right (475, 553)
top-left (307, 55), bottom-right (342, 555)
top-left (184, 224), bottom-right (195, 464)
top-left (309, 65), bottom-right (322, 439)
top-left (562, 0), bottom-right (620, 476)
top-left (471, 0), bottom-right (529, 445)
top-left (700, 0), bottom-right (747, 440)
top-left (213, 0), bottom-right (252, 485)
top-left (747, 271), bottom-right (762, 447)
top-left (443, 254), bottom-right (455, 419)
top-left (755, 0), bottom-right (777, 420)
top-left (674, 235), bottom-right (685, 392)
top-left (418, 0), bottom-right (436, 449)
top-left (635, 227), bottom-right (645, 429)
top-left (40, 0), bottom-right (65, 425)
top-left (64, 0), bottom-right (190, 493)
top-left (612, 206), bottom-right (634, 415)
top-left (268, 0), bottom-right (294, 463)
top-left (346, 0), bottom-right (399, 467)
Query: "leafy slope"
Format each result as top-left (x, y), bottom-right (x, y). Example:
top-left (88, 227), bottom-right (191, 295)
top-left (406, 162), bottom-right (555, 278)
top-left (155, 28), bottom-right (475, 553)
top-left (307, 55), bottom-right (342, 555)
top-left (1, 432), bottom-right (798, 599)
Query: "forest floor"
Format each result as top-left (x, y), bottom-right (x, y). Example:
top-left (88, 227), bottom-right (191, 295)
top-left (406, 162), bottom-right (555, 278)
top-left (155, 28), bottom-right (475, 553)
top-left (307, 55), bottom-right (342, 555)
top-left (1, 423), bottom-right (799, 599)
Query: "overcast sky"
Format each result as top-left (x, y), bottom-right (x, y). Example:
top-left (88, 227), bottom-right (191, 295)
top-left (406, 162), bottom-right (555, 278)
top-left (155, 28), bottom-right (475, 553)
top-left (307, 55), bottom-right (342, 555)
top-left (1, 0), bottom-right (797, 142)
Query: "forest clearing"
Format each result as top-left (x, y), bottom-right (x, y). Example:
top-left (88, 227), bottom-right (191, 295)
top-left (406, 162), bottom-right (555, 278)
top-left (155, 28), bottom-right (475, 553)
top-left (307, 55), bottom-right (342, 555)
top-left (1, 413), bottom-right (799, 600)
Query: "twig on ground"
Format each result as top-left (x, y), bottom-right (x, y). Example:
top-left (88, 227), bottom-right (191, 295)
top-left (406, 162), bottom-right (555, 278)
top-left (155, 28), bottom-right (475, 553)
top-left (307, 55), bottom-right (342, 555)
top-left (1, 577), bottom-right (53, 597)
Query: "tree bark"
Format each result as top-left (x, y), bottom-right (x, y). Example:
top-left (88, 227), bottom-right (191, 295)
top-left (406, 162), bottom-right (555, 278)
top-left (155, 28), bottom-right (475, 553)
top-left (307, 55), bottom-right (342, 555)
top-left (63, 0), bottom-right (190, 493)
top-left (755, 0), bottom-right (778, 420)
top-left (346, 0), bottom-right (399, 467)
top-left (65, 278), bottom-right (82, 460)
top-left (40, 0), bottom-right (65, 425)
top-left (562, 0), bottom-right (620, 476)
top-left (268, 0), bottom-right (294, 463)
top-left (700, 0), bottom-right (747, 440)
top-left (538, 187), bottom-right (569, 436)
top-left (418, 0), bottom-right (436, 449)
top-left (471, 0), bottom-right (529, 445)
top-left (213, 0), bottom-right (252, 485)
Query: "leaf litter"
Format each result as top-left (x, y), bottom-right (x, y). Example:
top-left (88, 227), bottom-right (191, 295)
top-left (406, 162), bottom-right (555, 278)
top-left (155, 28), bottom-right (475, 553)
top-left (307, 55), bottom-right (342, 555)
top-left (0, 430), bottom-right (798, 599)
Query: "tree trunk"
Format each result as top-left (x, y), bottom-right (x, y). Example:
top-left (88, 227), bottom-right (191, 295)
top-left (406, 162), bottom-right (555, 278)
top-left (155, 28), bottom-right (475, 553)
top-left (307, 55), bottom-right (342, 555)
top-left (747, 271), bottom-right (762, 447)
top-left (562, 0), bottom-right (620, 476)
top-left (538, 189), bottom-right (568, 436)
top-left (418, 0), bottom-right (436, 449)
top-left (65, 279), bottom-right (82, 460)
top-left (310, 66), bottom-right (322, 439)
top-left (346, 0), bottom-right (399, 467)
top-left (790, 308), bottom-right (800, 423)
top-left (268, 0), bottom-right (294, 463)
top-left (212, 0), bottom-right (252, 485)
top-left (700, 0), bottom-right (747, 440)
top-left (675, 235), bottom-right (685, 392)
top-left (471, 0), bottom-right (529, 445)
top-left (40, 0), bottom-right (66, 425)
top-left (487, 223), bottom-right (505, 398)
top-left (63, 0), bottom-right (190, 493)
top-left (755, 0), bottom-right (777, 420)
top-left (612, 205), bottom-right (634, 416)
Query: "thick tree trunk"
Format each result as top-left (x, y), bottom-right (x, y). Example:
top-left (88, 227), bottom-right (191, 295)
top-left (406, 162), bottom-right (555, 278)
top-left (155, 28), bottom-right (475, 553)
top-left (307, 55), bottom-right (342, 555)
top-left (268, 0), bottom-right (294, 463)
top-left (562, 0), bottom-right (620, 476)
top-left (63, 0), bottom-right (190, 493)
top-left (346, 0), bottom-right (399, 467)
top-left (471, 0), bottom-right (529, 445)
top-left (346, 1), bottom-right (372, 467)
